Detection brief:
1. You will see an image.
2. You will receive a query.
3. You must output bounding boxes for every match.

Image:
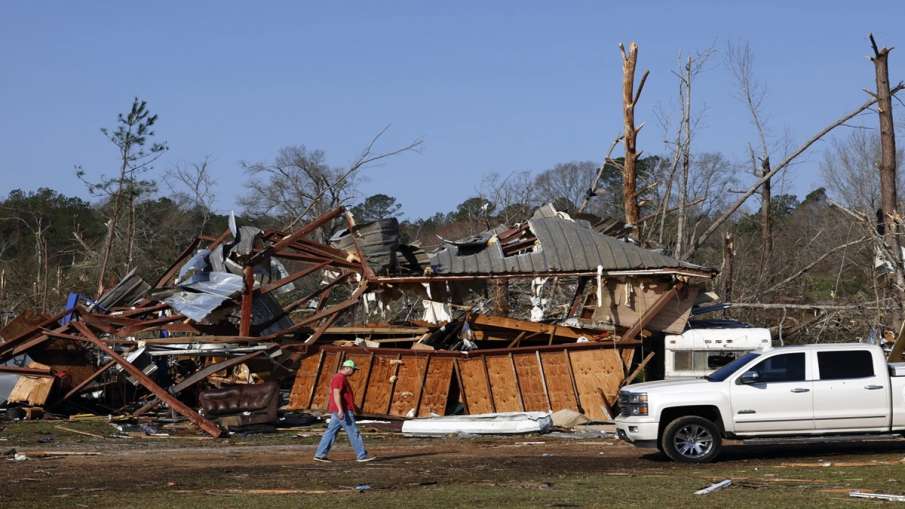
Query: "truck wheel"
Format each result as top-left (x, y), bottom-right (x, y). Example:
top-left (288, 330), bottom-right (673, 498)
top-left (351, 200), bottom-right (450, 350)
top-left (660, 416), bottom-right (721, 463)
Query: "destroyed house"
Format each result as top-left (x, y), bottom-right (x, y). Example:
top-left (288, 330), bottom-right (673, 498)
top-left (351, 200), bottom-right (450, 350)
top-left (1, 205), bottom-right (717, 435)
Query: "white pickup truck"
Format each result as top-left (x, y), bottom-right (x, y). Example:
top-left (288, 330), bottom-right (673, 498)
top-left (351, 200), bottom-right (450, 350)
top-left (615, 343), bottom-right (905, 462)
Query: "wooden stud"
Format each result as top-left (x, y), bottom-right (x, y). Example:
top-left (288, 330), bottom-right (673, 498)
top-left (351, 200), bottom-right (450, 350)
top-left (358, 351), bottom-right (376, 408)
top-left (385, 354), bottom-right (402, 415)
top-left (453, 358), bottom-right (469, 414)
top-left (412, 354), bottom-right (432, 416)
top-left (509, 353), bottom-right (526, 412)
top-left (536, 351), bottom-right (552, 412)
top-left (306, 350), bottom-right (326, 408)
top-left (563, 350), bottom-right (583, 414)
top-left (481, 356), bottom-right (496, 413)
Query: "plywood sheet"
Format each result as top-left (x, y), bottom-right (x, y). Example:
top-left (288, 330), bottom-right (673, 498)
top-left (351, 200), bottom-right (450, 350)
top-left (568, 348), bottom-right (624, 421)
top-left (343, 352), bottom-right (373, 408)
top-left (287, 351), bottom-right (323, 410)
top-left (361, 354), bottom-right (398, 415)
top-left (389, 356), bottom-right (428, 417)
top-left (417, 357), bottom-right (454, 416)
top-left (311, 351), bottom-right (343, 410)
top-left (8, 362), bottom-right (54, 406)
top-left (485, 355), bottom-right (522, 412)
top-left (458, 357), bottom-right (493, 414)
top-left (512, 353), bottom-right (548, 411)
top-left (540, 351), bottom-right (579, 412)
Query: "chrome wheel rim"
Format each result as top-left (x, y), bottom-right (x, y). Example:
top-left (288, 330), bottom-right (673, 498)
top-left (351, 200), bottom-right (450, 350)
top-left (673, 424), bottom-right (713, 459)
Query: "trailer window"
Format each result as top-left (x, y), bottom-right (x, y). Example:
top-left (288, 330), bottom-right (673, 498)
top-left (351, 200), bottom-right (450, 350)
top-left (818, 350), bottom-right (874, 380)
top-left (674, 350), bottom-right (746, 372)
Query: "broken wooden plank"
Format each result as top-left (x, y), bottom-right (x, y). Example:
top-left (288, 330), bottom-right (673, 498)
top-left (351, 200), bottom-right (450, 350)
top-left (70, 322), bottom-right (222, 438)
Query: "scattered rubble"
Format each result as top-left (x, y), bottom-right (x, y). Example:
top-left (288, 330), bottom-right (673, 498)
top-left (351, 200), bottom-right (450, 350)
top-left (0, 204), bottom-right (714, 437)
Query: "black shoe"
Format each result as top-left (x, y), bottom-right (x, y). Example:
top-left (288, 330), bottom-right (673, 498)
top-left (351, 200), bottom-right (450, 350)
top-left (356, 456), bottom-right (377, 463)
top-left (313, 456), bottom-right (332, 463)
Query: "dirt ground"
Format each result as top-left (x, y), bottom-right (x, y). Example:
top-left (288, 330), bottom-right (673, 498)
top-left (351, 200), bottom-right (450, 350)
top-left (3, 419), bottom-right (905, 508)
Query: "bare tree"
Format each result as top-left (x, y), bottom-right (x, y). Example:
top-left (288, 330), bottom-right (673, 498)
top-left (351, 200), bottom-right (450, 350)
top-left (821, 129), bottom-right (904, 212)
top-left (672, 49), bottom-right (714, 258)
top-left (241, 126), bottom-right (421, 236)
top-left (480, 171), bottom-right (537, 224)
top-left (727, 42), bottom-right (774, 269)
top-left (165, 157), bottom-right (216, 235)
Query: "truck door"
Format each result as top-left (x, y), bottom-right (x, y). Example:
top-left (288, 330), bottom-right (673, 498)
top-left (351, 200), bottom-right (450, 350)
top-left (731, 352), bottom-right (814, 433)
top-left (812, 349), bottom-right (890, 431)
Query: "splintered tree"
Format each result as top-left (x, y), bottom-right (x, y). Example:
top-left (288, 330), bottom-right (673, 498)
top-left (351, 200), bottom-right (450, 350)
top-left (77, 98), bottom-right (167, 296)
top-left (870, 34), bottom-right (900, 264)
top-left (619, 42), bottom-right (649, 239)
top-left (869, 34), bottom-right (905, 350)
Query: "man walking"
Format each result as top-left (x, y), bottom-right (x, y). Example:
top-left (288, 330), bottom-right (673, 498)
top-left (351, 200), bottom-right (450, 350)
top-left (313, 359), bottom-right (375, 463)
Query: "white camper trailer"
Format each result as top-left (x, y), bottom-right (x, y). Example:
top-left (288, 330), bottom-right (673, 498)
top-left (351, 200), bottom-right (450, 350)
top-left (663, 327), bottom-right (772, 379)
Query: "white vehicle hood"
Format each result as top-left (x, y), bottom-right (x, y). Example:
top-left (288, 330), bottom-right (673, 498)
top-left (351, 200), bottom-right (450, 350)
top-left (621, 378), bottom-right (714, 394)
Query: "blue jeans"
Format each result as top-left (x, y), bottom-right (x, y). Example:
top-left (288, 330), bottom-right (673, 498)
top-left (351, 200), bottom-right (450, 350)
top-left (314, 412), bottom-right (368, 460)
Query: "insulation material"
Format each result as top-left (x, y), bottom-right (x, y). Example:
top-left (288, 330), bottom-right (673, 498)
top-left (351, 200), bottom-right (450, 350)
top-left (401, 412), bottom-right (553, 435)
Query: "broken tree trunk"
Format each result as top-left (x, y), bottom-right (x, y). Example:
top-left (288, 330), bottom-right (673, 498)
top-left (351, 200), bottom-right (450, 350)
top-left (620, 42), bottom-right (648, 239)
top-left (870, 33), bottom-right (905, 327)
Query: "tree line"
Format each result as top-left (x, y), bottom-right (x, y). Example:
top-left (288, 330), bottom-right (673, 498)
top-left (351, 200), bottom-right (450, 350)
top-left (1, 35), bottom-right (902, 344)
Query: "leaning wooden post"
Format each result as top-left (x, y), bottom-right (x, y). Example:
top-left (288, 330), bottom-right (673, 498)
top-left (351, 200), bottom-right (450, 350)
top-left (239, 265), bottom-right (254, 337)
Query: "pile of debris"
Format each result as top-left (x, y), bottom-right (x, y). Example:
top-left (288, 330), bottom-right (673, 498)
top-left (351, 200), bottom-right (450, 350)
top-left (0, 205), bottom-right (715, 437)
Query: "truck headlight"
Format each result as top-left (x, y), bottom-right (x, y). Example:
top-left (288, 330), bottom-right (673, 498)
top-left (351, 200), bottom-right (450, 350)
top-left (619, 391), bottom-right (648, 416)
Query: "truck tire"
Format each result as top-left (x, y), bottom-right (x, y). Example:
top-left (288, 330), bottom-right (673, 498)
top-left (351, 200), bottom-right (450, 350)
top-left (660, 415), bottom-right (721, 463)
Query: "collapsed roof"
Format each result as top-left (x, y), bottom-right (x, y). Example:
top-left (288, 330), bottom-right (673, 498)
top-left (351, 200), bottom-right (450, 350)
top-left (420, 206), bottom-right (715, 280)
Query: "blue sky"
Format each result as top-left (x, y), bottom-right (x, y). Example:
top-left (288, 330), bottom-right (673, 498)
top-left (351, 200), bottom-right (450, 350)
top-left (1, 1), bottom-right (903, 219)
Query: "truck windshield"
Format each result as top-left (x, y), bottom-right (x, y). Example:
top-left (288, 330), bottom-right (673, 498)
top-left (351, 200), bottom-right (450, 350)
top-left (705, 352), bottom-right (760, 381)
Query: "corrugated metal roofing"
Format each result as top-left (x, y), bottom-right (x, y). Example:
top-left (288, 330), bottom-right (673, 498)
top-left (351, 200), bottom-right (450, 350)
top-left (429, 217), bottom-right (713, 275)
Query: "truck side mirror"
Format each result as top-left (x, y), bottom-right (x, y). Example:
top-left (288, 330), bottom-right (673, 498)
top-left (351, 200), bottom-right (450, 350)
top-left (738, 371), bottom-right (760, 385)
